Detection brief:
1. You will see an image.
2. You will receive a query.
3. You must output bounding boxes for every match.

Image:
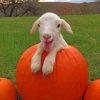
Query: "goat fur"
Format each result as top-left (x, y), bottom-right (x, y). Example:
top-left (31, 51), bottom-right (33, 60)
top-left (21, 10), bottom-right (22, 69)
top-left (30, 12), bottom-right (73, 75)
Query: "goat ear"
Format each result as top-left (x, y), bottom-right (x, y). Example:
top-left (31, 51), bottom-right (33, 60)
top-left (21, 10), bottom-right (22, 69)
top-left (30, 20), bottom-right (39, 35)
top-left (61, 19), bottom-right (73, 34)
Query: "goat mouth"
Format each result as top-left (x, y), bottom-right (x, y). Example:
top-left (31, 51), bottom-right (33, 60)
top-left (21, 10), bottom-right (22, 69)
top-left (44, 39), bottom-right (53, 50)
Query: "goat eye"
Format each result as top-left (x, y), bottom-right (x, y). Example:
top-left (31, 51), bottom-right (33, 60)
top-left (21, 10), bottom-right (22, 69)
top-left (38, 24), bottom-right (40, 27)
top-left (57, 24), bottom-right (60, 28)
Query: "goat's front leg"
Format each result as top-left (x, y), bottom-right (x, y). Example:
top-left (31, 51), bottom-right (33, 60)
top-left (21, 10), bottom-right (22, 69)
top-left (42, 45), bottom-right (62, 76)
top-left (31, 43), bottom-right (44, 73)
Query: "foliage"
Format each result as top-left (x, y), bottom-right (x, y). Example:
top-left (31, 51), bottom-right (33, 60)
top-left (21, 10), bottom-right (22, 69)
top-left (0, 2), bottom-right (100, 16)
top-left (0, 2), bottom-right (40, 16)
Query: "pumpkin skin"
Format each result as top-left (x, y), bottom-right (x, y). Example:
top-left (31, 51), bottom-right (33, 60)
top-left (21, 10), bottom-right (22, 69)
top-left (84, 79), bottom-right (100, 100)
top-left (16, 44), bottom-right (88, 100)
top-left (0, 78), bottom-right (17, 100)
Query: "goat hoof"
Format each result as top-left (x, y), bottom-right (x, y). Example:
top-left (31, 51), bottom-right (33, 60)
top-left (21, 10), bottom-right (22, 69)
top-left (42, 66), bottom-right (53, 76)
top-left (31, 54), bottom-right (41, 73)
top-left (31, 63), bottom-right (40, 73)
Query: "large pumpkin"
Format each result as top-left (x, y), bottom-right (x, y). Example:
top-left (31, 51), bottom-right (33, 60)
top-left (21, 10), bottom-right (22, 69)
top-left (0, 78), bottom-right (17, 100)
top-left (16, 44), bottom-right (88, 100)
top-left (84, 79), bottom-right (100, 100)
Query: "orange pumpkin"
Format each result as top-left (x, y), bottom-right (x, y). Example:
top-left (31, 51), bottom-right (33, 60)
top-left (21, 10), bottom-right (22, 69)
top-left (16, 44), bottom-right (88, 100)
top-left (0, 78), bottom-right (17, 100)
top-left (84, 79), bottom-right (100, 100)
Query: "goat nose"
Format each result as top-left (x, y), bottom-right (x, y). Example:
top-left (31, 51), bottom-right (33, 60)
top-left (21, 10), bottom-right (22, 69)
top-left (43, 34), bottom-right (51, 40)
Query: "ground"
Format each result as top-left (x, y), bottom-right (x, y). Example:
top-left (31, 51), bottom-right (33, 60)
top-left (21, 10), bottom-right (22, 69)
top-left (0, 14), bottom-right (100, 99)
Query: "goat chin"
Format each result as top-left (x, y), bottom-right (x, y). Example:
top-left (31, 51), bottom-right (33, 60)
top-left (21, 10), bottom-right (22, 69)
top-left (43, 41), bottom-right (55, 52)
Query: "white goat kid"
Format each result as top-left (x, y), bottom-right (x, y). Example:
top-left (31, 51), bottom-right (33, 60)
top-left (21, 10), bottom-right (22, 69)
top-left (31, 12), bottom-right (73, 76)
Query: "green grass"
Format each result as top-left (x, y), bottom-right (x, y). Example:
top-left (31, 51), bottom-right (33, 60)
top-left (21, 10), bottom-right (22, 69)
top-left (0, 14), bottom-right (100, 83)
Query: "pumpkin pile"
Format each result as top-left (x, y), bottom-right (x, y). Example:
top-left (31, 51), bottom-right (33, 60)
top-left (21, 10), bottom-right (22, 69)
top-left (1, 44), bottom-right (100, 100)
